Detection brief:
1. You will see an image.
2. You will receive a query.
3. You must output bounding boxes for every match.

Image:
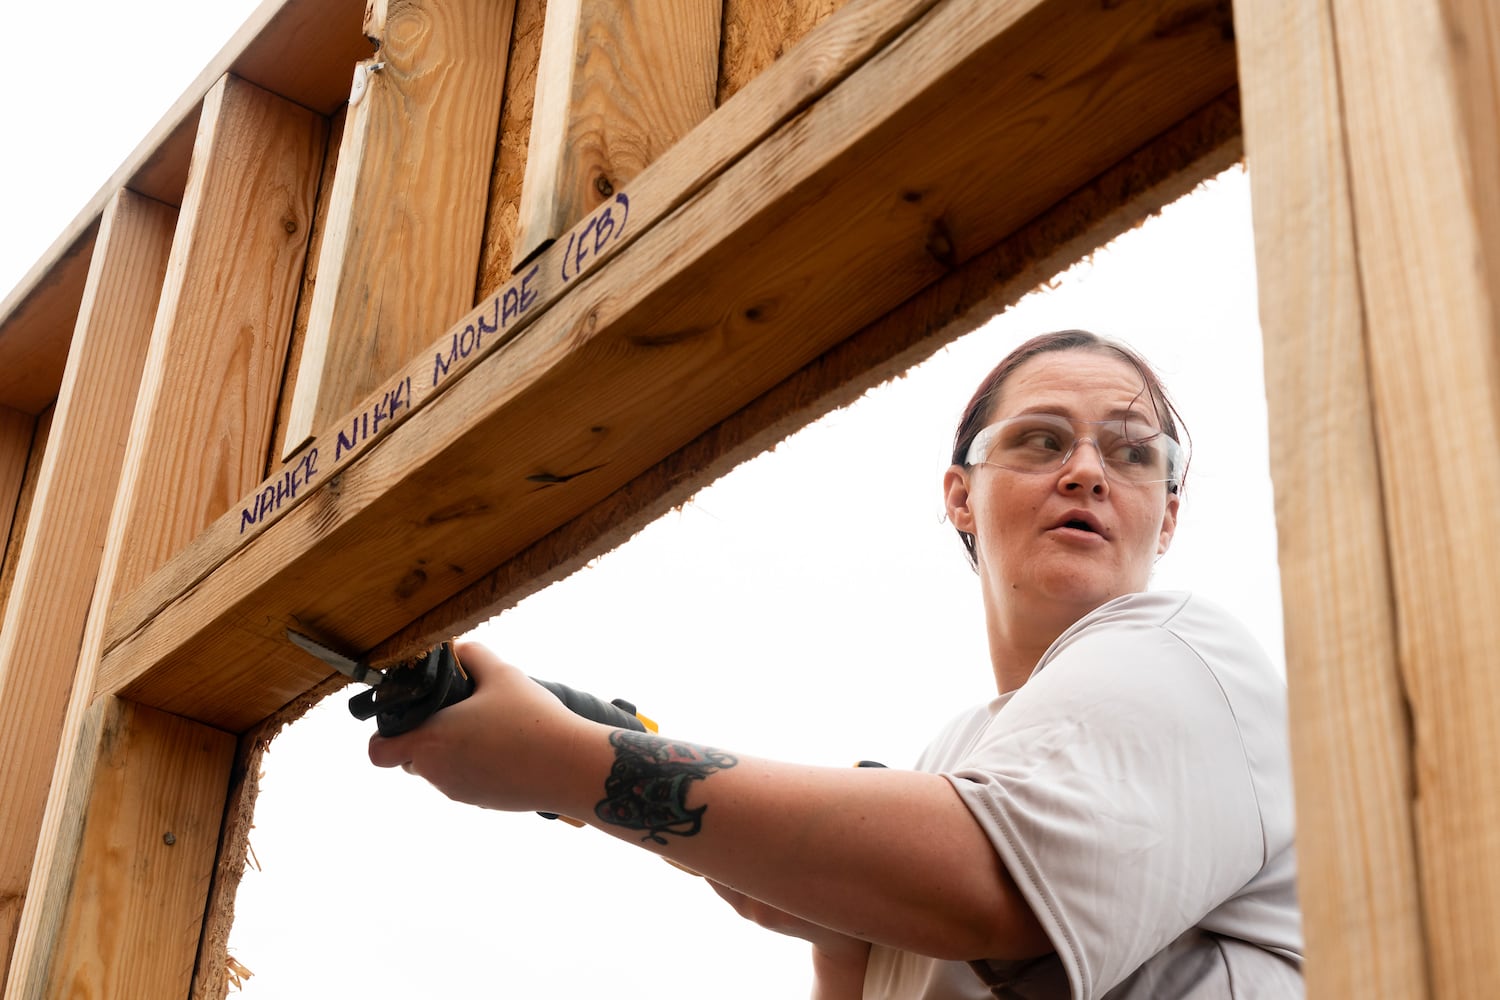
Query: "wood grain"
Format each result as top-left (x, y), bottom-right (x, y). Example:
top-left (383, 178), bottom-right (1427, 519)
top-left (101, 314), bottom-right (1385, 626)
top-left (1234, 0), bottom-right (1430, 993)
top-left (0, 408), bottom-right (34, 568)
top-left (511, 0), bottom-right (721, 269)
top-left (21, 699), bottom-right (233, 1000)
top-left (0, 408), bottom-right (52, 621)
top-left (0, 191), bottom-right (177, 991)
top-left (95, 0), bottom-right (1239, 733)
top-left (111, 74), bottom-right (325, 600)
top-left (1328, 0), bottom-right (1500, 993)
top-left (718, 0), bottom-right (850, 106)
top-left (281, 0), bottom-right (515, 452)
top-left (104, 0), bottom-right (946, 684)
top-left (475, 0), bottom-right (550, 301)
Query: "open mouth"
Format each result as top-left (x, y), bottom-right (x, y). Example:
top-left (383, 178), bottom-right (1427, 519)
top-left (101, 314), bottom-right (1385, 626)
top-left (1063, 519), bottom-right (1098, 533)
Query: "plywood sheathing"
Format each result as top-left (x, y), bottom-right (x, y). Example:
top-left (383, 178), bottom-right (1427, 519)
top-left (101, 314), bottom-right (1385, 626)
top-left (717, 0), bottom-right (850, 106)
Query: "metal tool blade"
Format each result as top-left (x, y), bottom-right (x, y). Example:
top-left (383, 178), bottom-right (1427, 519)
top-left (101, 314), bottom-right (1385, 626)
top-left (286, 629), bottom-right (386, 686)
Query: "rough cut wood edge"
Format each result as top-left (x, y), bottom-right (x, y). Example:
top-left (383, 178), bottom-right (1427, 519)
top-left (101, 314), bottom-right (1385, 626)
top-left (0, 0), bottom-right (371, 415)
top-left (29, 701), bottom-right (234, 1000)
top-left (0, 409), bottom-right (52, 623)
top-left (511, 0), bottom-right (722, 270)
top-left (1235, 0), bottom-right (1430, 993)
top-left (282, 0), bottom-right (516, 453)
top-left (0, 191), bottom-right (177, 990)
top-left (378, 92), bottom-right (1244, 652)
top-left (189, 674), bottom-right (344, 1000)
top-left (1330, 0), bottom-right (1500, 991)
top-left (105, 0), bottom-right (947, 664)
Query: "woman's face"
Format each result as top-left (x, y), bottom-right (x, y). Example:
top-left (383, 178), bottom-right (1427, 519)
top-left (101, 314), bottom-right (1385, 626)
top-left (944, 349), bottom-right (1180, 625)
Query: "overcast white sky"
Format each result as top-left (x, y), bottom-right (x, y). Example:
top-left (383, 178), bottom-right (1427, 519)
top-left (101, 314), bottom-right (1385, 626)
top-left (4, 4), bottom-right (1279, 998)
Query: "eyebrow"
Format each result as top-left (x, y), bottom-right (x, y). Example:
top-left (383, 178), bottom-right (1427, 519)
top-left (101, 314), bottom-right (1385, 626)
top-left (1007, 404), bottom-right (1158, 426)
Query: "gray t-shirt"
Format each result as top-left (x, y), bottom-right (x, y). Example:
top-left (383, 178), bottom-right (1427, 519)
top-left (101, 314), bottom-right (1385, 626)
top-left (863, 591), bottom-right (1303, 999)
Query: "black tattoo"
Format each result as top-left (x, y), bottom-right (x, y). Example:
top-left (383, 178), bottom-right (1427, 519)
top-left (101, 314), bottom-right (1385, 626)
top-left (595, 730), bottom-right (738, 843)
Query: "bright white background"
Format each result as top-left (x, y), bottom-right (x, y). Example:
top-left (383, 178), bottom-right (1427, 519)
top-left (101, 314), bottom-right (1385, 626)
top-left (3, 5), bottom-right (1280, 998)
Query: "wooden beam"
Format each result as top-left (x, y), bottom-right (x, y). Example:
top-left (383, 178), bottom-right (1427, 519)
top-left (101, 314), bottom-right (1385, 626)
top-left (0, 190), bottom-right (177, 989)
top-left (110, 74), bottom-right (325, 601)
top-left (0, 409), bottom-right (52, 621)
top-left (95, 0), bottom-right (1238, 733)
top-left (0, 0), bottom-right (370, 421)
top-left (0, 408), bottom-right (33, 569)
top-left (1325, 1), bottom-right (1500, 993)
top-left (1234, 0), bottom-right (1429, 994)
top-left (6, 697), bottom-right (233, 1000)
top-left (281, 0), bottom-right (516, 453)
top-left (511, 0), bottom-right (722, 269)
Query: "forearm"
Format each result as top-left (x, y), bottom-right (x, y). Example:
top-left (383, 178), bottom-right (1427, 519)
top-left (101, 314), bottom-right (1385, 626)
top-left (547, 726), bottom-right (1047, 961)
top-left (812, 940), bottom-right (872, 1000)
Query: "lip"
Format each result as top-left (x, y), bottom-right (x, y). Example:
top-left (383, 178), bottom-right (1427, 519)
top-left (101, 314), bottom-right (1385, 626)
top-left (1047, 509), bottom-right (1109, 540)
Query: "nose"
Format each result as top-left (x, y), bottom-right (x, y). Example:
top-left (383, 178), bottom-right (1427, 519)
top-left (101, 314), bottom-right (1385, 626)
top-left (1058, 437), bottom-right (1110, 495)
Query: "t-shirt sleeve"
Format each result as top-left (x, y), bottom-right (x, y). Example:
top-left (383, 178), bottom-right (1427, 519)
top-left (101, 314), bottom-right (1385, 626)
top-left (943, 621), bottom-right (1265, 999)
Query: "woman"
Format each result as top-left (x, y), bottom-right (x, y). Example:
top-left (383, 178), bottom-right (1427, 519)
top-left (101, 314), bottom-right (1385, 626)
top-left (369, 330), bottom-right (1303, 998)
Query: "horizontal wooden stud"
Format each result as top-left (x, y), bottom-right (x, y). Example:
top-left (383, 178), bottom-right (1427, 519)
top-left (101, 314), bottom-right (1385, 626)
top-left (10, 698), bottom-right (234, 1000)
top-left (96, 0), bottom-right (1239, 733)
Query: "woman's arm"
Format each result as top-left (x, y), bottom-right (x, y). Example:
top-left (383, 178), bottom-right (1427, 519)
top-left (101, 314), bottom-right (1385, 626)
top-left (368, 641), bottom-right (1051, 962)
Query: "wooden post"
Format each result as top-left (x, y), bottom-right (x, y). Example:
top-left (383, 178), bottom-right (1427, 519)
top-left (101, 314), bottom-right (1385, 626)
top-left (4, 71), bottom-right (325, 1000)
top-left (1241, 0), bottom-right (1500, 994)
top-left (0, 190), bottom-right (177, 988)
top-left (511, 0), bottom-right (722, 269)
top-left (281, 0), bottom-right (516, 453)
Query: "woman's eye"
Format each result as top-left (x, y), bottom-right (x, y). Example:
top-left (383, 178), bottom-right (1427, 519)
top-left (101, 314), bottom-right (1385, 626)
top-left (1019, 432), bottom-right (1064, 451)
top-left (1113, 443), bottom-right (1153, 465)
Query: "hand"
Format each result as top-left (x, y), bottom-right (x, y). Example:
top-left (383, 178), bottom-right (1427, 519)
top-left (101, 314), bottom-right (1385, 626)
top-left (366, 640), bottom-right (594, 813)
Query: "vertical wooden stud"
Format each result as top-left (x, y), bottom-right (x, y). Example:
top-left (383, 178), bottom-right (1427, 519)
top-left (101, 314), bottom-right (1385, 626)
top-left (281, 0), bottom-right (517, 454)
top-left (0, 407), bottom-right (39, 617)
top-left (111, 74), bottom-right (325, 600)
top-left (1328, 1), bottom-right (1500, 993)
top-left (511, 0), bottom-right (721, 269)
top-left (0, 190), bottom-right (177, 988)
top-left (1236, 0), bottom-right (1431, 992)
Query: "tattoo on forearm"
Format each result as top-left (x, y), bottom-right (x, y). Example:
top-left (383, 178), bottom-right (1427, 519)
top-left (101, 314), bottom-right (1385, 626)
top-left (595, 730), bottom-right (738, 844)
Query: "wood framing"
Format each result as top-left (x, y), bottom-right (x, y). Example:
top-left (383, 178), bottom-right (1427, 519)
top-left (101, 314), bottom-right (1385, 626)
top-left (282, 0), bottom-right (516, 452)
top-left (6, 0), bottom-right (1500, 994)
top-left (511, 0), bottom-right (722, 269)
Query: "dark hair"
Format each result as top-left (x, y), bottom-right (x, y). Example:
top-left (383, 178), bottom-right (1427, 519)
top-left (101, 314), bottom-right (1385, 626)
top-left (949, 329), bottom-right (1190, 566)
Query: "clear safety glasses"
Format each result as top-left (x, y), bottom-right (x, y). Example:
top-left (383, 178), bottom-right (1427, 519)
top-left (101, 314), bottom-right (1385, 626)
top-left (964, 413), bottom-right (1184, 490)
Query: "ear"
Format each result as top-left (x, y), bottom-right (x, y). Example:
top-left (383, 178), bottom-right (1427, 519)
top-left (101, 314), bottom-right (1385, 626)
top-left (944, 465), bottom-right (976, 534)
top-left (1156, 492), bottom-right (1180, 556)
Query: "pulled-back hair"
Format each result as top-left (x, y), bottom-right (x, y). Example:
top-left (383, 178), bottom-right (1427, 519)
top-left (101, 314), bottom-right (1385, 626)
top-left (949, 329), bottom-right (1190, 566)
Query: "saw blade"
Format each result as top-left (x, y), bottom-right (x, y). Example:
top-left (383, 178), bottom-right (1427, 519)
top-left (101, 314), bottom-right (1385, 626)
top-left (286, 628), bottom-right (386, 687)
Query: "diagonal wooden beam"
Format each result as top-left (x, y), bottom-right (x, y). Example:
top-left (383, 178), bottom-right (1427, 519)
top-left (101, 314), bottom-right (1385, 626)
top-left (95, 0), bottom-right (1239, 734)
top-left (0, 190), bottom-right (177, 989)
top-left (282, 0), bottom-right (516, 453)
